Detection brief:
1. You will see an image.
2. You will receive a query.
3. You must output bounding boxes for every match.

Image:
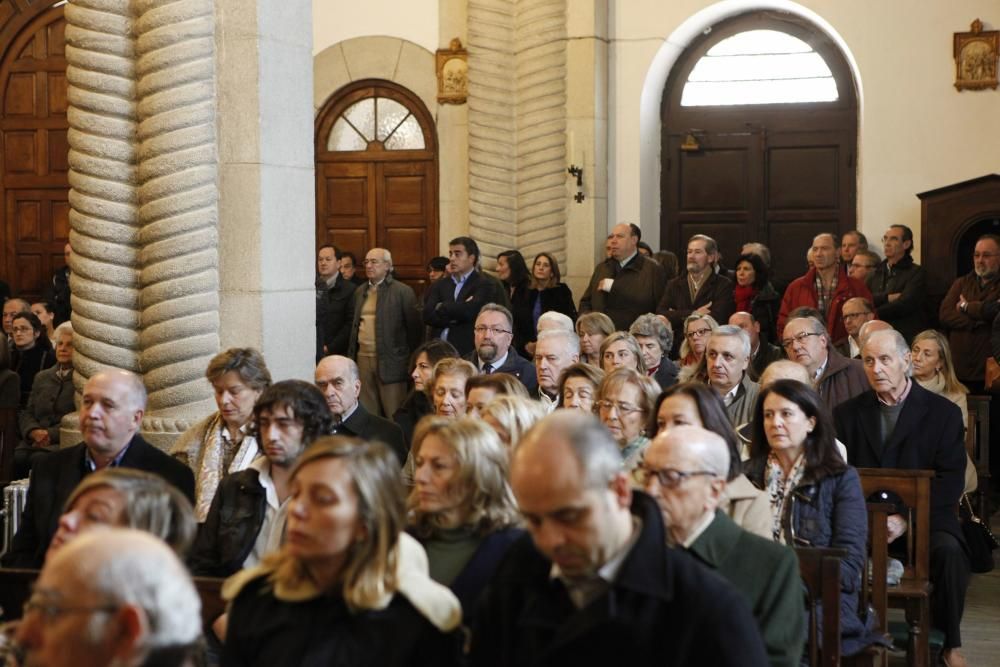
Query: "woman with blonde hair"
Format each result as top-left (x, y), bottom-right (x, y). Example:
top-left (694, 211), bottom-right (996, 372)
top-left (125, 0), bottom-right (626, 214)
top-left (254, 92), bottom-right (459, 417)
top-left (223, 437), bottom-right (461, 665)
top-left (911, 329), bottom-right (969, 426)
top-left (409, 417), bottom-right (522, 619)
top-left (479, 395), bottom-right (547, 447)
top-left (575, 312), bottom-right (615, 366)
top-left (599, 331), bottom-right (646, 374)
top-left (678, 313), bottom-right (719, 383)
top-left (596, 368), bottom-right (660, 471)
top-left (464, 372), bottom-right (529, 418)
top-left (428, 357), bottom-right (478, 418)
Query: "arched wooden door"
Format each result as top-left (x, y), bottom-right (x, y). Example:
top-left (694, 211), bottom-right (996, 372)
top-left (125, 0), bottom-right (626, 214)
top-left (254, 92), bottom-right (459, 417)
top-left (0, 3), bottom-right (68, 301)
top-left (315, 80), bottom-right (438, 295)
top-left (661, 12), bottom-right (858, 286)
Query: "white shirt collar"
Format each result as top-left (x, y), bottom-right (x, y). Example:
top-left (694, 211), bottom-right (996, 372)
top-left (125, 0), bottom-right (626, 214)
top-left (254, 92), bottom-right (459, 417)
top-left (618, 251), bottom-right (637, 268)
top-left (249, 455), bottom-right (280, 510)
top-left (480, 351), bottom-right (508, 371)
top-left (682, 511), bottom-right (717, 548)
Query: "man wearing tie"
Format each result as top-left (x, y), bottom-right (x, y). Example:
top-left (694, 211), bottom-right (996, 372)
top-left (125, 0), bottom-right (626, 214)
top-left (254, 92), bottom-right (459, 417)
top-left (463, 303), bottom-right (537, 393)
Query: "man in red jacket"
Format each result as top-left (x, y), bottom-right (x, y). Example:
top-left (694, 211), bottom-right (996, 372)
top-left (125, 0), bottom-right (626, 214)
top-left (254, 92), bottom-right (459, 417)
top-left (777, 233), bottom-right (872, 348)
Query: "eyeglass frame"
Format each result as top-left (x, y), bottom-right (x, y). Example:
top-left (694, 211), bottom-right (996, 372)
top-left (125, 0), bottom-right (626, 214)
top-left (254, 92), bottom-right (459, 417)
top-left (596, 399), bottom-right (642, 414)
top-left (780, 331), bottom-right (822, 350)
top-left (685, 327), bottom-right (713, 339)
top-left (473, 325), bottom-right (512, 337)
top-left (22, 593), bottom-right (119, 623)
top-left (633, 465), bottom-right (718, 489)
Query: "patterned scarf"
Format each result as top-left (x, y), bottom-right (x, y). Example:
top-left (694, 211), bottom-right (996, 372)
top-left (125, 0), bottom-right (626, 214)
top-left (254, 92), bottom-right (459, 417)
top-left (765, 450), bottom-right (807, 543)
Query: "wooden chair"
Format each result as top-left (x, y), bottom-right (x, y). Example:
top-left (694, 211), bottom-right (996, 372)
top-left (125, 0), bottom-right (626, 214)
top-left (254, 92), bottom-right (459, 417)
top-left (0, 407), bottom-right (18, 486)
top-left (966, 394), bottom-right (991, 528)
top-left (795, 546), bottom-right (845, 667)
top-left (192, 576), bottom-right (227, 630)
top-left (858, 468), bottom-right (933, 667)
top-left (844, 501), bottom-right (894, 667)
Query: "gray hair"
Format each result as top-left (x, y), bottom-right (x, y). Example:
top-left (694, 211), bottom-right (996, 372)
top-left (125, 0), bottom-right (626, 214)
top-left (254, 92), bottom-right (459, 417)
top-left (741, 242), bottom-right (771, 267)
top-left (663, 426), bottom-right (731, 479)
top-left (858, 320), bottom-right (893, 348)
top-left (629, 313), bottom-right (673, 356)
top-left (54, 320), bottom-right (73, 341)
top-left (537, 311), bottom-right (574, 333)
top-left (864, 329), bottom-right (912, 376)
top-left (536, 328), bottom-right (580, 356)
top-left (787, 315), bottom-right (828, 339)
top-left (519, 411), bottom-right (622, 489)
top-left (710, 325), bottom-right (750, 359)
top-left (478, 302), bottom-right (514, 330)
top-left (688, 234), bottom-right (718, 256)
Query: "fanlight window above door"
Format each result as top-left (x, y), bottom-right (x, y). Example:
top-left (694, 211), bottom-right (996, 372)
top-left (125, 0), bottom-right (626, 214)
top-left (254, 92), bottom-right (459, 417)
top-left (327, 96), bottom-right (426, 151)
top-left (681, 29), bottom-right (838, 106)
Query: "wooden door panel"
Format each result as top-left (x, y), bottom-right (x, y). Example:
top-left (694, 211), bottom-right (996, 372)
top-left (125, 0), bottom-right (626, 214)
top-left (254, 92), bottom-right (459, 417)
top-left (378, 161), bottom-right (433, 294)
top-left (317, 162), bottom-right (374, 259)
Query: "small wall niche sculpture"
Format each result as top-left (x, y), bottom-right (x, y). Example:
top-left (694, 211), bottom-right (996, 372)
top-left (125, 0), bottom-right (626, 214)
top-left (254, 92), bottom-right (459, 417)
top-left (437, 38), bottom-right (468, 104)
top-left (954, 19), bottom-right (998, 91)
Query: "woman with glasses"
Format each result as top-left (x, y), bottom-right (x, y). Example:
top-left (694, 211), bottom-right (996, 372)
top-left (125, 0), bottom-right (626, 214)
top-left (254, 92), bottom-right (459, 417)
top-left (511, 252), bottom-right (577, 358)
top-left (677, 313), bottom-right (718, 383)
top-left (575, 312), bottom-right (615, 367)
top-left (650, 382), bottom-right (770, 538)
top-left (223, 438), bottom-right (462, 666)
top-left (745, 379), bottom-right (884, 658)
top-left (9, 311), bottom-right (54, 408)
top-left (599, 331), bottom-right (646, 375)
top-left (595, 368), bottom-right (660, 472)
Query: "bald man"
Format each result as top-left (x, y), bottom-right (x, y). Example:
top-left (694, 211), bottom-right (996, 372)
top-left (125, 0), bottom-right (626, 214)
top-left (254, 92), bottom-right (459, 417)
top-left (579, 223), bottom-right (667, 330)
top-left (639, 426), bottom-right (805, 667)
top-left (470, 411), bottom-right (768, 667)
top-left (2, 370), bottom-right (195, 568)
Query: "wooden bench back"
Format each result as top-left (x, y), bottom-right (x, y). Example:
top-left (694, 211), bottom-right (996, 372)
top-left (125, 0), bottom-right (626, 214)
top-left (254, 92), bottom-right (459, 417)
top-left (857, 468), bottom-right (932, 583)
top-left (796, 546), bottom-right (845, 667)
top-left (0, 407), bottom-right (18, 485)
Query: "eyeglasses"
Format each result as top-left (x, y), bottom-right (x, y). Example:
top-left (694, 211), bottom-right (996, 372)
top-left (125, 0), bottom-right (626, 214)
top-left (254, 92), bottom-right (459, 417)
top-left (686, 327), bottom-right (712, 339)
top-left (23, 594), bottom-right (118, 622)
top-left (11, 326), bottom-right (33, 334)
top-left (596, 400), bottom-right (642, 414)
top-left (473, 325), bottom-right (511, 336)
top-left (780, 331), bottom-right (821, 349)
top-left (849, 263), bottom-right (876, 270)
top-left (633, 466), bottom-right (717, 489)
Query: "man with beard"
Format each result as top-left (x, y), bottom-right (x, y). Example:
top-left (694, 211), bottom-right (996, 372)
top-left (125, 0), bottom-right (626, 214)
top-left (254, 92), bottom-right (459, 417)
top-left (464, 303), bottom-right (537, 393)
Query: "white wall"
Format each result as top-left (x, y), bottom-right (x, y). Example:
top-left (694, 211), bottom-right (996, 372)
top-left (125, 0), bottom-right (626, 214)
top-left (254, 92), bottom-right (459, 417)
top-left (611, 0), bottom-right (1000, 259)
top-left (313, 0), bottom-right (439, 55)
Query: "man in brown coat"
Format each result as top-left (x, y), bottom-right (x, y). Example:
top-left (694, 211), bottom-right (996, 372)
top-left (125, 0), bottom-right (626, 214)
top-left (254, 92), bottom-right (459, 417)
top-left (782, 314), bottom-right (868, 413)
top-left (939, 234), bottom-right (1000, 388)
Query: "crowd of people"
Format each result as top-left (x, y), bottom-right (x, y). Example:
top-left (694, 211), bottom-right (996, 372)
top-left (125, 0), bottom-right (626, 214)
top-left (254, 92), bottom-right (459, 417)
top-left (0, 225), bottom-right (995, 667)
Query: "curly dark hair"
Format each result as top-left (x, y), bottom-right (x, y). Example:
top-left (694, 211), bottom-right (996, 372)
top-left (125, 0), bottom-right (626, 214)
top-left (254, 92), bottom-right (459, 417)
top-left (253, 379), bottom-right (334, 446)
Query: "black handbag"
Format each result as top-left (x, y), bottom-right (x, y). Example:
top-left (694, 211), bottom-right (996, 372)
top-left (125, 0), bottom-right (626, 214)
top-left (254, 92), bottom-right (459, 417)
top-left (960, 494), bottom-right (998, 573)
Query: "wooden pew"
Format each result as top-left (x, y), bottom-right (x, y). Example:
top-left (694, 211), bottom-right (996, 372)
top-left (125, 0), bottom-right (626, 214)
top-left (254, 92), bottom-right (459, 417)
top-left (0, 407), bottom-right (18, 486)
top-left (795, 546), bottom-right (845, 667)
top-left (966, 395), bottom-right (991, 528)
top-left (845, 501), bottom-right (894, 667)
top-left (857, 468), bottom-right (933, 667)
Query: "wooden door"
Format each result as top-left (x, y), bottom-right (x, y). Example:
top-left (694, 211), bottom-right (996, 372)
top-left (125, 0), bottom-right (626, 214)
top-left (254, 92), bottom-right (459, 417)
top-left (0, 6), bottom-right (68, 301)
top-left (315, 80), bottom-right (438, 295)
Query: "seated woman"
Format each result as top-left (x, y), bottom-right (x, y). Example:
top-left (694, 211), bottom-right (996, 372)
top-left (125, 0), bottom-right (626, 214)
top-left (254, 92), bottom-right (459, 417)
top-left (14, 322), bottom-right (76, 478)
top-left (394, 339), bottom-right (459, 447)
top-left (512, 253), bottom-right (577, 357)
top-left (595, 368), bottom-right (659, 472)
top-left (222, 438), bottom-right (462, 666)
top-left (409, 417), bottom-right (522, 619)
top-left (9, 311), bottom-right (54, 408)
top-left (629, 314), bottom-right (679, 389)
top-left (599, 331), bottom-right (647, 374)
top-left (744, 379), bottom-right (885, 658)
top-left (479, 395), bottom-right (547, 448)
top-left (556, 362), bottom-right (605, 413)
top-left (575, 312), bottom-right (615, 367)
top-left (677, 313), bottom-right (719, 383)
top-left (47, 468), bottom-right (197, 562)
top-left (30, 301), bottom-right (56, 346)
top-left (651, 382), bottom-right (770, 538)
top-left (464, 372), bottom-right (528, 418)
top-left (733, 253), bottom-right (780, 346)
top-left (171, 348), bottom-right (272, 521)
top-left (429, 358), bottom-right (478, 418)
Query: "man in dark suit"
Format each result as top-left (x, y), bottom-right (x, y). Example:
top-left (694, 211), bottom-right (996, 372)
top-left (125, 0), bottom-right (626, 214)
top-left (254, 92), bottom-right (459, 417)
top-left (833, 329), bottom-right (969, 667)
top-left (1, 369), bottom-right (195, 568)
top-left (730, 311), bottom-right (783, 381)
top-left (638, 426), bottom-right (805, 667)
top-left (316, 244), bottom-right (359, 361)
top-left (463, 303), bottom-right (537, 393)
top-left (470, 411), bottom-right (769, 667)
top-left (315, 355), bottom-right (406, 464)
top-left (423, 237), bottom-right (497, 357)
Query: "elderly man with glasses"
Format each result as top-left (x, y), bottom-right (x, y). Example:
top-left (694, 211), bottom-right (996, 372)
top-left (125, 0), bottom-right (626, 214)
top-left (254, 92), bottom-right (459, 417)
top-left (781, 314), bottom-right (868, 413)
top-left (837, 296), bottom-right (876, 359)
top-left (463, 303), bottom-right (538, 393)
top-left (638, 426), bottom-right (805, 667)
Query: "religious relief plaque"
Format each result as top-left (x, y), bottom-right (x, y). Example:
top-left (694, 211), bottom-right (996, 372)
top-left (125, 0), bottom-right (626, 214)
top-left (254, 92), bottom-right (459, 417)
top-left (437, 38), bottom-right (468, 104)
top-left (954, 19), bottom-right (998, 90)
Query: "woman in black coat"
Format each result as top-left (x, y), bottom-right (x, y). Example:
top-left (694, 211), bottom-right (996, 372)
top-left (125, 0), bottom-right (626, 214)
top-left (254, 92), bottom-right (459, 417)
top-left (733, 253), bottom-right (780, 346)
top-left (9, 311), bottom-right (54, 408)
top-left (511, 252), bottom-right (577, 357)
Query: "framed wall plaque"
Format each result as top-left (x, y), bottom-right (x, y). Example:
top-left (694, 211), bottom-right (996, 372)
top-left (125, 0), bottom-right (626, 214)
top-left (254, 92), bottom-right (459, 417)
top-left (954, 19), bottom-right (998, 90)
top-left (437, 38), bottom-right (468, 104)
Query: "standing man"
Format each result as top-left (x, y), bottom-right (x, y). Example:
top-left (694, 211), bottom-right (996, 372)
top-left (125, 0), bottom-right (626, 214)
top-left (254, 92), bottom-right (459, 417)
top-left (579, 223), bottom-right (667, 331)
top-left (532, 329), bottom-right (579, 412)
top-left (657, 234), bottom-right (735, 356)
top-left (465, 303), bottom-right (538, 393)
top-left (939, 234), bottom-right (1000, 389)
top-left (838, 297), bottom-right (876, 359)
top-left (45, 242), bottom-right (72, 326)
top-left (347, 248), bottom-right (422, 418)
top-left (867, 224), bottom-right (927, 342)
top-left (423, 237), bottom-right (497, 357)
top-left (705, 326), bottom-right (759, 429)
top-left (189, 380), bottom-right (333, 576)
top-left (2, 369), bottom-right (195, 568)
top-left (470, 411), bottom-right (769, 666)
top-left (847, 249), bottom-right (881, 284)
top-left (314, 355), bottom-right (406, 464)
top-left (834, 330), bottom-right (969, 667)
top-left (339, 251), bottom-right (366, 287)
top-left (840, 230), bottom-right (868, 264)
top-left (777, 233), bottom-right (872, 348)
top-left (729, 311), bottom-right (782, 381)
top-left (315, 244), bottom-right (358, 361)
